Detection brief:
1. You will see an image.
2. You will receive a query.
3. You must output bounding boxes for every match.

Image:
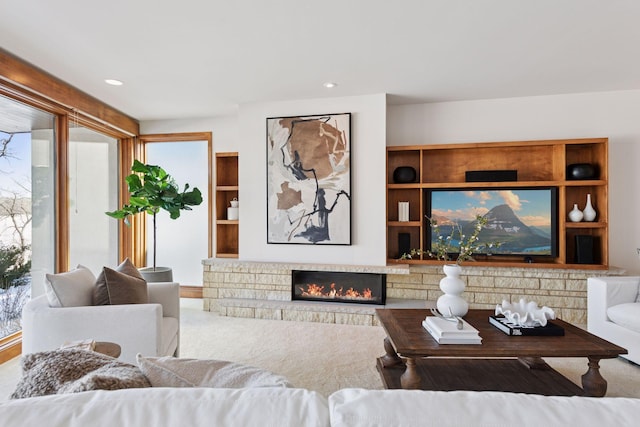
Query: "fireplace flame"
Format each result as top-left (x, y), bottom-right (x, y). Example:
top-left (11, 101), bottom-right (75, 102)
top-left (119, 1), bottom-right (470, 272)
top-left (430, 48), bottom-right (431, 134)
top-left (297, 282), bottom-right (376, 301)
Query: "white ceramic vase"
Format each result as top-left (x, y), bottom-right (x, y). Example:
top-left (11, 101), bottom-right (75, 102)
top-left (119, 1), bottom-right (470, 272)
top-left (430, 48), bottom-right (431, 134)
top-left (436, 264), bottom-right (469, 317)
top-left (568, 203), bottom-right (583, 222)
top-left (582, 193), bottom-right (596, 222)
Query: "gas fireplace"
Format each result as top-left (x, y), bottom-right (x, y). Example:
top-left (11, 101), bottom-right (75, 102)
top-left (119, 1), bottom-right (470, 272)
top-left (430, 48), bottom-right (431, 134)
top-left (292, 270), bottom-right (386, 305)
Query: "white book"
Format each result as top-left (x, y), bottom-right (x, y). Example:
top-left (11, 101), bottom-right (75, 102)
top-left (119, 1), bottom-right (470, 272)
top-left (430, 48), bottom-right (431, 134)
top-left (422, 319), bottom-right (482, 344)
top-left (429, 334), bottom-right (482, 345)
top-left (422, 316), bottom-right (480, 337)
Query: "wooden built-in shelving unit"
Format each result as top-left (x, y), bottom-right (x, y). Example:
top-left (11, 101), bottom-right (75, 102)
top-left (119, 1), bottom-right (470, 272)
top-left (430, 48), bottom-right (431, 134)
top-left (215, 152), bottom-right (239, 258)
top-left (387, 138), bottom-right (608, 269)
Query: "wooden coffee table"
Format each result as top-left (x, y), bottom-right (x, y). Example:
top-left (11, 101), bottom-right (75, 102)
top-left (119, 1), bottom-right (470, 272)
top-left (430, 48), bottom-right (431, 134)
top-left (376, 309), bottom-right (627, 397)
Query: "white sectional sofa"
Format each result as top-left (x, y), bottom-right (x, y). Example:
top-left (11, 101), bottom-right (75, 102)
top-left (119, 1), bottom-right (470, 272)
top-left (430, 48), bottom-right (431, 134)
top-left (587, 276), bottom-right (640, 364)
top-left (1, 387), bottom-right (639, 427)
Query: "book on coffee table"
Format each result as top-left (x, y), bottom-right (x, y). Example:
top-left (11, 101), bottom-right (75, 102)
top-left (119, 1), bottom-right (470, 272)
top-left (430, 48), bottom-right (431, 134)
top-left (422, 316), bottom-right (482, 344)
top-left (489, 315), bottom-right (565, 336)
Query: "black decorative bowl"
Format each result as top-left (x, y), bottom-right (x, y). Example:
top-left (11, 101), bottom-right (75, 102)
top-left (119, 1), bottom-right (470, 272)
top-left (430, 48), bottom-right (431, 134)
top-left (567, 163), bottom-right (597, 180)
top-left (393, 166), bottom-right (417, 183)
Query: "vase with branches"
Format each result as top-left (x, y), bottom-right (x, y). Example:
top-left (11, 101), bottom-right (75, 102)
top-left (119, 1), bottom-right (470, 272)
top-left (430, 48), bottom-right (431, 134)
top-left (106, 160), bottom-right (203, 272)
top-left (400, 214), bottom-right (500, 264)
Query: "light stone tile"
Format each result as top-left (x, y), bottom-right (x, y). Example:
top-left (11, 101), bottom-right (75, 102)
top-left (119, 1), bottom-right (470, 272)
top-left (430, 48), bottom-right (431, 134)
top-left (488, 270), bottom-right (525, 278)
top-left (282, 310), bottom-right (335, 323)
top-left (387, 273), bottom-right (423, 284)
top-left (265, 291), bottom-right (290, 301)
top-left (558, 309), bottom-right (586, 326)
top-left (470, 303), bottom-right (495, 310)
top-left (219, 289), bottom-right (262, 299)
top-left (202, 288), bottom-right (218, 299)
top-left (254, 274), bottom-right (290, 285)
top-left (224, 272), bottom-right (256, 284)
top-left (474, 292), bottom-right (513, 304)
top-left (390, 282), bottom-right (430, 290)
top-left (255, 308), bottom-right (283, 320)
top-left (208, 272), bottom-right (226, 283)
top-left (467, 276), bottom-right (495, 288)
top-left (421, 274), bottom-right (443, 285)
top-left (386, 289), bottom-right (428, 300)
top-left (565, 279), bottom-right (587, 291)
top-left (540, 279), bottom-right (565, 291)
top-left (225, 307), bottom-right (256, 318)
top-left (495, 277), bottom-right (539, 289)
top-left (241, 284), bottom-right (278, 290)
top-left (548, 290), bottom-right (585, 298)
top-left (427, 290), bottom-right (443, 301)
top-left (335, 313), bottom-right (373, 326)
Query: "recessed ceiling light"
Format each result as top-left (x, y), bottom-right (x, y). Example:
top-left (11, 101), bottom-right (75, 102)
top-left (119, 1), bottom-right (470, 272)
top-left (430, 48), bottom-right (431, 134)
top-left (105, 79), bottom-right (123, 86)
top-left (323, 82), bottom-right (337, 88)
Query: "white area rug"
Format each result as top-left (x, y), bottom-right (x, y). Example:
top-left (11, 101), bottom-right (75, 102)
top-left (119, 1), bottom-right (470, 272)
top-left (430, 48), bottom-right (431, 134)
top-left (1, 298), bottom-right (639, 399)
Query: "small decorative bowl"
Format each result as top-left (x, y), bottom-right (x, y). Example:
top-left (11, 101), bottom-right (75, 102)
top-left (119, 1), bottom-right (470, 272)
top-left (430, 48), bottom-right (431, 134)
top-left (567, 163), bottom-right (597, 180)
top-left (393, 166), bottom-right (417, 183)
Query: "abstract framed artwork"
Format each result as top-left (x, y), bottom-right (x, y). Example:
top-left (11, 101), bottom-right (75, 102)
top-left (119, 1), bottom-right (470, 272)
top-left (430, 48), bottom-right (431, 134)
top-left (266, 113), bottom-right (351, 245)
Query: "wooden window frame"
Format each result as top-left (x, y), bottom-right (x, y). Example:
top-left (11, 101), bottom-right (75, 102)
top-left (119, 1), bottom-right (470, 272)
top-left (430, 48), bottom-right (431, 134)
top-left (0, 48), bottom-right (140, 362)
top-left (135, 133), bottom-right (213, 269)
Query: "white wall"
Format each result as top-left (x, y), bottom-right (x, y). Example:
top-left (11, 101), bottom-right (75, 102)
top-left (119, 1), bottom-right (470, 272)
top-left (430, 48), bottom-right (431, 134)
top-left (142, 89), bottom-right (638, 272)
top-left (387, 90), bottom-right (640, 274)
top-left (238, 94), bottom-right (387, 265)
top-left (141, 115), bottom-right (238, 153)
top-left (142, 93), bottom-right (388, 267)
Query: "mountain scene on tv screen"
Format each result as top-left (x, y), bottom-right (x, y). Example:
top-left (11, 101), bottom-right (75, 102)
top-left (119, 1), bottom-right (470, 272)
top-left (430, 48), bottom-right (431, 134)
top-left (434, 204), bottom-right (552, 256)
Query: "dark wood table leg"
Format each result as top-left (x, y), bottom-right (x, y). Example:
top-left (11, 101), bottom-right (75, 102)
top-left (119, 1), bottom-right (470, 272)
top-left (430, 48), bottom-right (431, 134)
top-left (581, 356), bottom-right (607, 397)
top-left (400, 357), bottom-right (421, 389)
top-left (380, 337), bottom-right (403, 368)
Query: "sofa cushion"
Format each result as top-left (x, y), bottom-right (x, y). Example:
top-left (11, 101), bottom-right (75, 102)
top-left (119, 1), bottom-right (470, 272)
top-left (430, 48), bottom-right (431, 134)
top-left (136, 355), bottom-right (292, 388)
top-left (44, 265), bottom-right (96, 307)
top-left (94, 258), bottom-right (148, 305)
top-left (11, 349), bottom-right (150, 399)
top-left (329, 389), bottom-right (640, 427)
top-left (607, 303), bottom-right (640, 333)
top-left (0, 387), bottom-right (329, 427)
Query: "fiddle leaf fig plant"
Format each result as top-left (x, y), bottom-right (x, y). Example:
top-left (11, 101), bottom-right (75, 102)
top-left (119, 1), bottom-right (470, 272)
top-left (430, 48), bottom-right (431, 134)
top-left (106, 160), bottom-right (203, 270)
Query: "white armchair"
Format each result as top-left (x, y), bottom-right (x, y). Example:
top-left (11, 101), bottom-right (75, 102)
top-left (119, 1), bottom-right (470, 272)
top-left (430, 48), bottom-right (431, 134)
top-left (587, 276), bottom-right (640, 364)
top-left (21, 282), bottom-right (180, 364)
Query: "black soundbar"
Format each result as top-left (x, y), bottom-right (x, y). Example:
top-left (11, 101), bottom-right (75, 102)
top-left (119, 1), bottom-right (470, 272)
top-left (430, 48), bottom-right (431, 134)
top-left (465, 170), bottom-right (517, 182)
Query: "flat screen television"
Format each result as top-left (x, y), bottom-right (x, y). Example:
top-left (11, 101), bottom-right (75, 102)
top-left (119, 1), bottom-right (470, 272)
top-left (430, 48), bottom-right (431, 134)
top-left (424, 187), bottom-right (558, 259)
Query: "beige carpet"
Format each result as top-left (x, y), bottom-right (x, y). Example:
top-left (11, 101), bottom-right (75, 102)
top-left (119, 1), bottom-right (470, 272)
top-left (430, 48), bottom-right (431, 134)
top-left (1, 298), bottom-right (639, 399)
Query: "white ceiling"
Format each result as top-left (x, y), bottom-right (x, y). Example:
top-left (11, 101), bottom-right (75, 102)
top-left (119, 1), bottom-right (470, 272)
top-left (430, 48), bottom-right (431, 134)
top-left (2, 0), bottom-right (640, 122)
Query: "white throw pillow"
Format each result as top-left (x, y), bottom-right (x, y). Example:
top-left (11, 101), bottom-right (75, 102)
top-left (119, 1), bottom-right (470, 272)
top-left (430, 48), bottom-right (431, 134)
top-left (136, 355), bottom-right (292, 388)
top-left (607, 303), bottom-right (640, 334)
top-left (44, 265), bottom-right (96, 307)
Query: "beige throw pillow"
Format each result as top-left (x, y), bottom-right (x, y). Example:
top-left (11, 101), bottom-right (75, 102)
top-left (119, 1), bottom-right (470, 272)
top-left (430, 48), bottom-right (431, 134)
top-left (44, 265), bottom-right (96, 307)
top-left (136, 355), bottom-right (292, 388)
top-left (94, 258), bottom-right (148, 305)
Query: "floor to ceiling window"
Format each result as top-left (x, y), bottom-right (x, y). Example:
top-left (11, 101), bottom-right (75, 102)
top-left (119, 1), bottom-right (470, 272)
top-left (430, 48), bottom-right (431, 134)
top-left (1, 50), bottom-right (139, 363)
top-left (67, 125), bottom-right (119, 274)
top-left (0, 95), bottom-right (56, 341)
top-left (142, 134), bottom-right (211, 286)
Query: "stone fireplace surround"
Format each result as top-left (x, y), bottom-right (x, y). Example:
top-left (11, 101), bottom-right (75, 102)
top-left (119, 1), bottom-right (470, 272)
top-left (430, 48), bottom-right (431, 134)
top-left (202, 259), bottom-right (623, 327)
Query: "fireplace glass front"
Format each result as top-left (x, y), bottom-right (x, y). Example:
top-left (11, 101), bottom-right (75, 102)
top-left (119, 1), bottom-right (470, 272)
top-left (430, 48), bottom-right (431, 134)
top-left (292, 270), bottom-right (386, 305)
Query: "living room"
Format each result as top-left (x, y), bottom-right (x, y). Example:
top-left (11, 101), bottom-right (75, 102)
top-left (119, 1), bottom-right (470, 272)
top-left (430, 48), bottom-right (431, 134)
top-left (2, 1), bottom-right (640, 425)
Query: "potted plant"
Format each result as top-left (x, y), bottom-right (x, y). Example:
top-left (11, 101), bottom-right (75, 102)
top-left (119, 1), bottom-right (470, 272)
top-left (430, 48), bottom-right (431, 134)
top-left (106, 160), bottom-right (203, 282)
